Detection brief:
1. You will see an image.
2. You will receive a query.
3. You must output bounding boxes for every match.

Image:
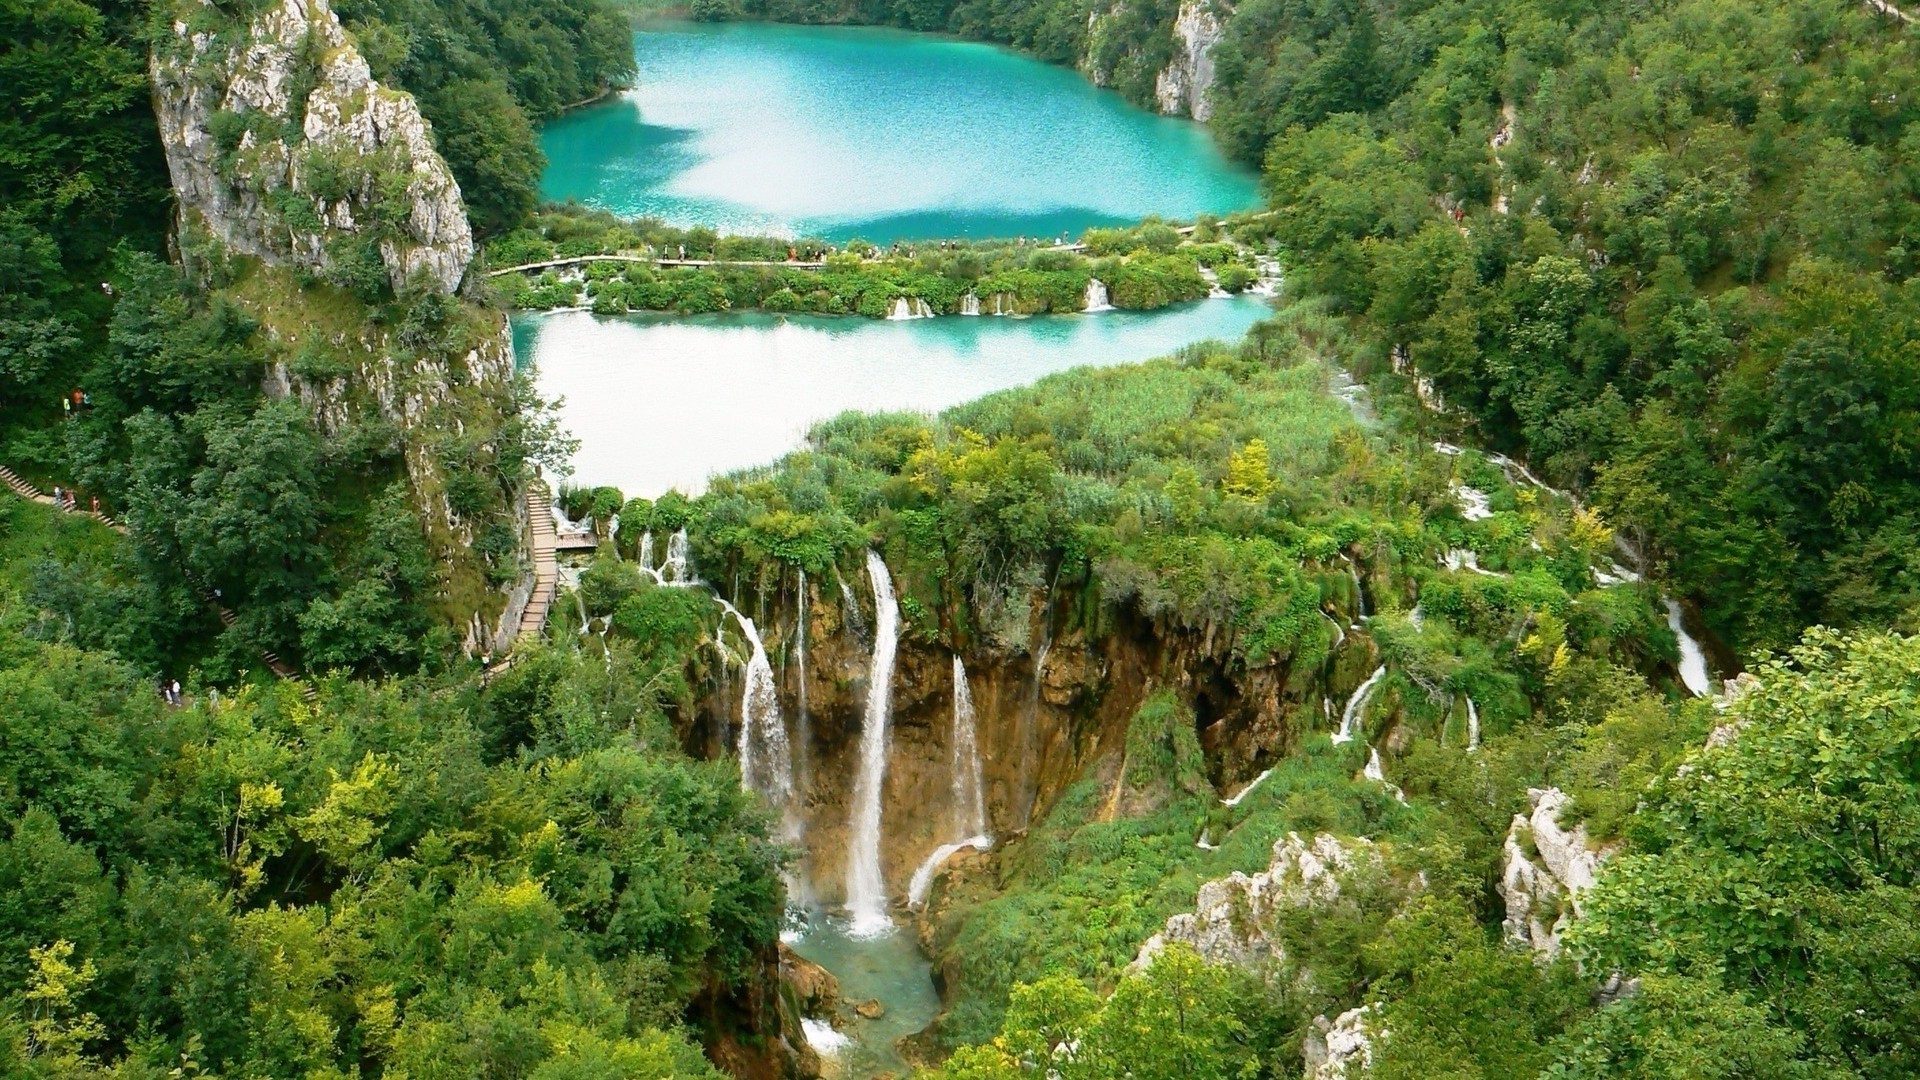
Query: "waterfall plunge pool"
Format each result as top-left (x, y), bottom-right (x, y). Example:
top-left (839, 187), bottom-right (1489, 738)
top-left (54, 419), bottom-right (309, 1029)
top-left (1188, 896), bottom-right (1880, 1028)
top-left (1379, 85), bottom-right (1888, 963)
top-left (516, 297), bottom-right (1272, 497)
top-left (787, 915), bottom-right (943, 1079)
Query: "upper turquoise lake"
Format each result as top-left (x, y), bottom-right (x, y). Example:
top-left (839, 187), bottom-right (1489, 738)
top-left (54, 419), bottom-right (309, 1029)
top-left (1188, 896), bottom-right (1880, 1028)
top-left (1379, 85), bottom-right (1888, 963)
top-left (537, 22), bottom-right (1261, 242)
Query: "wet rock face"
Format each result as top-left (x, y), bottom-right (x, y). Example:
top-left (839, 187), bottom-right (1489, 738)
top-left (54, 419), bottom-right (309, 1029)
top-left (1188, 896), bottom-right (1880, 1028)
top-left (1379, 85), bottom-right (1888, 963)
top-left (1133, 832), bottom-right (1377, 973)
top-left (694, 570), bottom-right (1376, 913)
top-left (153, 0), bottom-right (474, 294)
top-left (1498, 787), bottom-right (1609, 957)
top-left (1155, 1), bottom-right (1227, 121)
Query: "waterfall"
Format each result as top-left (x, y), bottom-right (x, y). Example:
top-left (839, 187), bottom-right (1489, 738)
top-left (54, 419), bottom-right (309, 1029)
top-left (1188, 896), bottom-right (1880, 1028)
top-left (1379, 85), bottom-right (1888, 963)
top-left (718, 601), bottom-right (798, 835)
top-left (1323, 610), bottom-right (1346, 649)
top-left (839, 576), bottom-right (868, 641)
top-left (1365, 747), bottom-right (1407, 802)
top-left (1249, 255), bottom-right (1282, 296)
top-left (637, 531), bottom-right (655, 570)
top-left (1082, 277), bottom-right (1113, 312)
top-left (886, 296), bottom-right (933, 320)
top-left (794, 570), bottom-right (812, 794)
top-left (960, 292), bottom-right (981, 316)
top-left (1466, 697), bottom-right (1481, 751)
top-left (1222, 767), bottom-right (1275, 807)
top-left (1018, 636), bottom-right (1050, 829)
top-left (846, 550), bottom-right (900, 935)
top-left (906, 836), bottom-right (991, 907)
top-left (908, 657), bottom-right (993, 907)
top-left (991, 293), bottom-right (1008, 316)
top-left (1665, 599), bottom-right (1712, 697)
top-left (664, 529), bottom-right (691, 583)
top-left (1347, 561), bottom-right (1369, 627)
top-left (1334, 665), bottom-right (1387, 744)
top-left (950, 657), bottom-right (988, 836)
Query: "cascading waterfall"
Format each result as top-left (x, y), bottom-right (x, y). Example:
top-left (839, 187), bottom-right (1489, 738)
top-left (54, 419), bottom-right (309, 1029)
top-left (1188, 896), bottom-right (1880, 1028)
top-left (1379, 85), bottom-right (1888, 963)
top-left (794, 570), bottom-right (812, 794)
top-left (960, 292), bottom-right (981, 316)
top-left (664, 529), bottom-right (691, 582)
top-left (1665, 599), bottom-right (1712, 697)
top-left (1082, 277), bottom-right (1113, 312)
top-left (846, 550), bottom-right (900, 935)
top-left (637, 531), bottom-right (655, 570)
top-left (949, 657), bottom-right (988, 836)
top-left (907, 656), bottom-right (993, 906)
top-left (1364, 747), bottom-right (1407, 802)
top-left (1334, 665), bottom-right (1388, 744)
top-left (839, 576), bottom-right (868, 641)
top-left (1222, 767), bottom-right (1275, 807)
top-left (1466, 697), bottom-right (1481, 751)
top-left (887, 296), bottom-right (933, 320)
top-left (718, 600), bottom-right (799, 836)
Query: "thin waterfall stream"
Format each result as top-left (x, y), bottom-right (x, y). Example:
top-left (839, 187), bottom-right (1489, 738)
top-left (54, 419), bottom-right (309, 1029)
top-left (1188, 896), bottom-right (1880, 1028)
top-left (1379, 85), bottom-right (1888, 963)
top-left (907, 656), bottom-right (992, 906)
top-left (846, 550), bottom-right (901, 936)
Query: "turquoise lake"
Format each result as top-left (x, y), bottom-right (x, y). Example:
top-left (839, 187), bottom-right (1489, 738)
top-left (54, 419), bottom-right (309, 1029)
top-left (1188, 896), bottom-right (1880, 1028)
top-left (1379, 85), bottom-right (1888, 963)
top-left (537, 22), bottom-right (1260, 242)
top-left (517, 297), bottom-right (1271, 497)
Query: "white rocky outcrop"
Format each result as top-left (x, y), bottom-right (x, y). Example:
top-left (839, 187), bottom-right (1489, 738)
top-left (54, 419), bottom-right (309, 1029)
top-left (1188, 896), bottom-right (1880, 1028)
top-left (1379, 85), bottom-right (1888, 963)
top-left (1498, 787), bottom-right (1609, 957)
top-left (1302, 1005), bottom-right (1378, 1080)
top-left (153, 0), bottom-right (474, 294)
top-left (1135, 832), bottom-right (1375, 972)
top-left (1155, 1), bottom-right (1227, 121)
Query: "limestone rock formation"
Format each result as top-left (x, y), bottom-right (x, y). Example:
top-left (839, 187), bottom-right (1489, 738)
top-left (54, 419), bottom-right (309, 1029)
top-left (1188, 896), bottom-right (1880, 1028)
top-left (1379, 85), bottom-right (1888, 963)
top-left (1498, 787), bottom-right (1609, 956)
top-left (1134, 832), bottom-right (1377, 972)
top-left (153, 0), bottom-right (474, 295)
top-left (1156, 1), bottom-right (1227, 121)
top-left (1302, 1005), bottom-right (1378, 1080)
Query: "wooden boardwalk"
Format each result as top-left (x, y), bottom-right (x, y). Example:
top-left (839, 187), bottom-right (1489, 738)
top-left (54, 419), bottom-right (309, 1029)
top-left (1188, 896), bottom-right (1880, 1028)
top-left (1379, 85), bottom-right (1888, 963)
top-left (1, 461), bottom-right (312, 697)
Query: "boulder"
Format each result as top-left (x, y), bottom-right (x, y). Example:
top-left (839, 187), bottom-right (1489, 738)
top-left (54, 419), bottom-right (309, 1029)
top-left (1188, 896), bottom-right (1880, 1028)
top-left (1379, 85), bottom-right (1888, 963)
top-left (1497, 787), bottom-right (1609, 956)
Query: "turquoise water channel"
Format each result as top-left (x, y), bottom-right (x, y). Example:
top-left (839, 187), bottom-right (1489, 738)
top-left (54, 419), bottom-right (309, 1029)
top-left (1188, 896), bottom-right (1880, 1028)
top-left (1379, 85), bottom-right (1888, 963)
top-left (538, 22), bottom-right (1260, 242)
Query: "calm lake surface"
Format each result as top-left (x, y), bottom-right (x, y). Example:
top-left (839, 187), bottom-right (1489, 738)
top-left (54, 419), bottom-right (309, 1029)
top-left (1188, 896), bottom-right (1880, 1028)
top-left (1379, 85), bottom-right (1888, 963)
top-left (517, 298), bottom-right (1271, 497)
top-left (538, 22), bottom-right (1260, 242)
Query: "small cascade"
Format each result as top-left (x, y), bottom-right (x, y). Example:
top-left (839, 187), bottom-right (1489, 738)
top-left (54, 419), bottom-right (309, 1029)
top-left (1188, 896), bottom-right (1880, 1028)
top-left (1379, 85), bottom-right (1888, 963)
top-left (1018, 635), bottom-right (1051, 828)
top-left (802, 1018), bottom-right (851, 1056)
top-left (1347, 561), bottom-right (1370, 627)
top-left (794, 570), bottom-right (812, 795)
top-left (1443, 548), bottom-right (1504, 577)
top-left (839, 576), bottom-right (868, 641)
top-left (886, 296), bottom-right (933, 320)
top-left (1323, 610), bottom-right (1346, 648)
top-left (1249, 255), bottom-right (1282, 296)
top-left (1465, 697), bottom-right (1481, 752)
top-left (906, 836), bottom-right (991, 907)
top-left (846, 550), bottom-right (901, 936)
top-left (574, 589), bottom-right (592, 635)
top-left (950, 657), bottom-right (988, 837)
top-left (664, 529), bottom-right (691, 583)
top-left (717, 602), bottom-right (798, 822)
top-left (960, 292), bottom-right (981, 316)
top-left (1453, 482), bottom-right (1494, 520)
top-left (1364, 747), bottom-right (1407, 803)
top-left (637, 530), bottom-right (655, 570)
top-left (990, 293), bottom-right (1011, 316)
top-left (1334, 665), bottom-right (1388, 744)
top-left (1222, 767), bottom-right (1275, 807)
top-left (1665, 599), bottom-right (1712, 697)
top-left (1195, 828), bottom-right (1219, 851)
top-left (1409, 603), bottom-right (1425, 630)
top-left (1082, 277), bottom-right (1113, 312)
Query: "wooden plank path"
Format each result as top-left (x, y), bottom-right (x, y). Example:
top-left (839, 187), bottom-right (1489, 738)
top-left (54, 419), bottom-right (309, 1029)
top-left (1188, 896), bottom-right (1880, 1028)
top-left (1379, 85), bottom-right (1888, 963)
top-left (487, 488), bottom-right (559, 678)
top-left (1, 462), bottom-right (314, 698)
top-left (489, 255), bottom-right (827, 278)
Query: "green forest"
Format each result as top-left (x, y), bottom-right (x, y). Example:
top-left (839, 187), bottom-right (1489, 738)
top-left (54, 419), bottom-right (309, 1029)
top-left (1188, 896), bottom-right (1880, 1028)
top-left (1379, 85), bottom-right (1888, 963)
top-left (4, 0), bottom-right (1920, 1077)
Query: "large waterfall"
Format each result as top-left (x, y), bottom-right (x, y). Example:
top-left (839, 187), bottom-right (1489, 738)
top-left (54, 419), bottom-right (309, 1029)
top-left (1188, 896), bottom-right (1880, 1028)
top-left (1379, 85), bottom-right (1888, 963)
top-left (846, 550), bottom-right (901, 935)
top-left (1083, 277), bottom-right (1113, 312)
top-left (1334, 665), bottom-right (1387, 744)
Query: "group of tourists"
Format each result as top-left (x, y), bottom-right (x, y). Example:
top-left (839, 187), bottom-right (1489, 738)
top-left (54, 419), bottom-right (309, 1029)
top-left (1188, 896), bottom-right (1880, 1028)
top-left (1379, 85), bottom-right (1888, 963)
top-left (60, 388), bottom-right (92, 415)
top-left (48, 485), bottom-right (101, 516)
